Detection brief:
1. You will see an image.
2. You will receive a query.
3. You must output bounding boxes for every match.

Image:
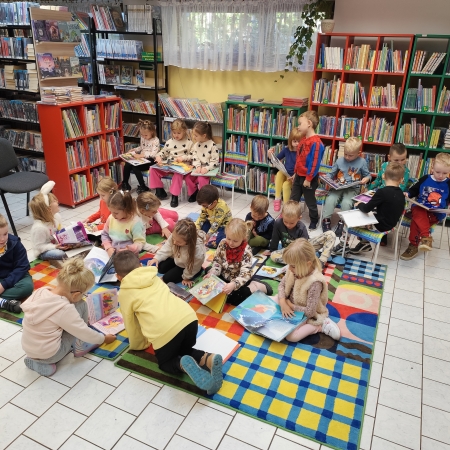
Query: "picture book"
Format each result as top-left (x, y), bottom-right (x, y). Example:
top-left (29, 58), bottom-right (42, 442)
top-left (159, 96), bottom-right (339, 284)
top-left (32, 20), bottom-right (48, 42)
top-left (58, 21), bottom-right (69, 42)
top-left (86, 288), bottom-right (124, 335)
top-left (269, 154), bottom-right (290, 178)
top-left (67, 21), bottom-right (81, 42)
top-left (189, 275), bottom-right (226, 305)
top-left (53, 57), bottom-right (62, 77)
top-left (109, 6), bottom-right (126, 32)
top-left (104, 64), bottom-right (119, 84)
top-left (204, 292), bottom-right (227, 314)
top-left (84, 246), bottom-right (117, 283)
top-left (167, 282), bottom-right (194, 302)
top-left (230, 291), bottom-right (306, 342)
top-left (120, 65), bottom-right (133, 84)
top-left (37, 53), bottom-right (56, 79)
top-left (190, 167), bottom-right (220, 177)
top-left (320, 174), bottom-right (362, 190)
top-left (256, 265), bottom-right (287, 279)
top-left (406, 196), bottom-right (450, 214)
top-left (120, 153), bottom-right (151, 166)
top-left (45, 20), bottom-right (61, 42)
top-left (193, 328), bottom-right (240, 363)
top-left (59, 57), bottom-right (71, 77)
top-left (352, 190), bottom-right (376, 204)
top-left (337, 209), bottom-right (379, 228)
top-left (53, 221), bottom-right (90, 248)
top-left (135, 69), bottom-right (145, 85)
top-left (157, 162), bottom-right (193, 175)
top-left (70, 57), bottom-right (81, 76)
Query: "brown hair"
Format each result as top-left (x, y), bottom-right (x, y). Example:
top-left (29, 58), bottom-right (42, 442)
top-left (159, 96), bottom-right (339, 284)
top-left (384, 163), bottom-right (405, 182)
top-left (251, 195), bottom-right (269, 215)
top-left (0, 214), bottom-right (7, 228)
top-left (225, 218), bottom-right (247, 242)
top-left (288, 128), bottom-right (303, 151)
top-left (172, 219), bottom-right (198, 273)
top-left (114, 250), bottom-right (141, 278)
top-left (137, 119), bottom-right (156, 138)
top-left (193, 121), bottom-right (213, 140)
top-left (97, 177), bottom-right (118, 194)
top-left (389, 143), bottom-right (407, 157)
top-left (136, 191), bottom-right (161, 212)
top-left (283, 238), bottom-right (322, 277)
top-left (107, 190), bottom-right (136, 218)
top-left (282, 200), bottom-right (302, 219)
top-left (197, 184), bottom-right (219, 205)
top-left (29, 192), bottom-right (58, 224)
top-left (57, 257), bottom-right (95, 293)
top-left (171, 119), bottom-right (188, 133)
top-left (300, 110), bottom-right (319, 130)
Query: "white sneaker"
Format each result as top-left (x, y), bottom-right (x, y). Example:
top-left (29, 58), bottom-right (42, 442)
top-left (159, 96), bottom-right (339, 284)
top-left (322, 318), bottom-right (341, 340)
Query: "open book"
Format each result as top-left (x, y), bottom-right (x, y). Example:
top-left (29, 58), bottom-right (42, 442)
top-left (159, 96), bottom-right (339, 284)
top-left (320, 174), bottom-right (362, 191)
top-left (189, 275), bottom-right (228, 313)
top-left (338, 209), bottom-right (379, 228)
top-left (157, 162), bottom-right (193, 175)
top-left (84, 247), bottom-right (117, 283)
top-left (86, 288), bottom-right (124, 335)
top-left (190, 168), bottom-right (220, 177)
top-left (256, 265), bottom-right (287, 279)
top-left (120, 153), bottom-right (151, 166)
top-left (193, 327), bottom-right (240, 363)
top-left (352, 190), bottom-right (376, 204)
top-left (407, 196), bottom-right (450, 214)
top-left (54, 222), bottom-right (91, 249)
top-left (230, 291), bottom-right (306, 342)
top-left (269, 154), bottom-right (290, 178)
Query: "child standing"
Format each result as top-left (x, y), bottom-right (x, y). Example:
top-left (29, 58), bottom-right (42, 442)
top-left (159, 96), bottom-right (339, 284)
top-left (196, 185), bottom-right (232, 248)
top-left (244, 195), bottom-right (275, 255)
top-left (21, 258), bottom-right (116, 376)
top-left (149, 218), bottom-right (205, 286)
top-left (290, 111), bottom-right (325, 230)
top-left (150, 119), bottom-right (193, 207)
top-left (207, 218), bottom-right (272, 306)
top-left (274, 239), bottom-right (340, 341)
top-left (401, 152), bottom-right (450, 260)
top-left (120, 120), bottom-right (160, 194)
top-left (0, 214), bottom-right (33, 313)
top-left (185, 122), bottom-right (221, 203)
top-left (101, 190), bottom-right (146, 257)
top-left (114, 251), bottom-right (223, 394)
top-left (84, 177), bottom-right (117, 231)
top-left (268, 128), bottom-right (302, 211)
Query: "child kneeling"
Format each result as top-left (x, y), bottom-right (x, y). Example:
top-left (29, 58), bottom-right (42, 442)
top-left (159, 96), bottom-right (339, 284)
top-left (21, 258), bottom-right (116, 376)
top-left (114, 251), bottom-right (223, 394)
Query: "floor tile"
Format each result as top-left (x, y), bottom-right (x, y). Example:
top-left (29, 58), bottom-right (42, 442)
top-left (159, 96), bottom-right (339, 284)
top-left (75, 403), bottom-right (135, 450)
top-left (423, 378), bottom-right (450, 413)
top-left (424, 318), bottom-right (450, 342)
top-left (369, 361), bottom-right (382, 388)
top-left (24, 403), bottom-right (85, 450)
top-left (424, 336), bottom-right (450, 362)
top-left (197, 398), bottom-right (236, 416)
top-left (390, 302), bottom-right (423, 325)
top-left (59, 376), bottom-right (115, 416)
top-left (106, 375), bottom-right (159, 416)
top-left (227, 413), bottom-right (276, 450)
top-left (269, 436), bottom-right (311, 450)
top-left (112, 435), bottom-right (154, 450)
top-left (387, 317), bottom-right (423, 343)
top-left (424, 255), bottom-right (449, 269)
top-left (59, 435), bottom-right (103, 450)
top-left (88, 359), bottom-right (129, 387)
top-left (0, 322), bottom-right (20, 340)
top-left (130, 373), bottom-right (163, 388)
top-left (374, 404), bottom-right (420, 450)
top-left (82, 353), bottom-right (102, 363)
top-left (392, 288), bottom-right (423, 308)
top-left (380, 292), bottom-right (392, 308)
top-left (394, 276), bottom-right (424, 294)
top-left (385, 335), bottom-right (422, 364)
top-left (425, 277), bottom-right (450, 294)
top-left (421, 436), bottom-right (450, 450)
top-left (424, 288), bottom-right (448, 307)
top-left (423, 355), bottom-right (450, 386)
top-left (359, 415), bottom-right (374, 450)
top-left (378, 306), bottom-right (390, 325)
top-left (397, 257), bottom-right (425, 269)
top-left (47, 353), bottom-right (96, 387)
top-left (5, 435), bottom-right (48, 450)
top-left (372, 340), bottom-right (386, 364)
top-left (11, 376), bottom-right (69, 416)
top-left (0, 403), bottom-right (37, 450)
top-left (218, 436), bottom-right (259, 450)
top-left (0, 332), bottom-right (25, 362)
top-left (274, 430), bottom-right (319, 450)
top-left (424, 302), bottom-right (450, 323)
top-left (1, 356), bottom-right (40, 387)
top-left (383, 278), bottom-right (394, 294)
top-left (177, 403), bottom-right (233, 450)
top-left (371, 436), bottom-right (411, 450)
top-left (151, 385), bottom-right (197, 417)
top-left (378, 377), bottom-right (421, 417)
top-left (365, 386), bottom-right (378, 417)
top-left (424, 265), bottom-right (450, 281)
top-left (0, 376), bottom-right (23, 408)
top-left (422, 405), bottom-right (450, 444)
top-left (382, 354), bottom-right (422, 388)
top-left (126, 402), bottom-right (184, 450)
top-left (375, 322), bottom-right (388, 342)
top-left (395, 266), bottom-right (424, 281)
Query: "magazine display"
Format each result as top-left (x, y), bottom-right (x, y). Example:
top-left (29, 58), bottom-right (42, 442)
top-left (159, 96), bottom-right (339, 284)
top-left (120, 152), bottom-right (151, 166)
top-left (86, 288), bottom-right (124, 335)
top-left (269, 154), bottom-right (290, 178)
top-left (84, 247), bottom-right (117, 283)
top-left (320, 174), bottom-right (362, 190)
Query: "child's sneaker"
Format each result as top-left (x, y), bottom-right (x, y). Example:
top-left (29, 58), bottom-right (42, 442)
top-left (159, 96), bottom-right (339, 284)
top-left (322, 218), bottom-right (331, 232)
top-left (322, 318), bottom-right (341, 340)
top-left (24, 357), bottom-right (56, 377)
top-left (119, 181), bottom-right (131, 191)
top-left (331, 242), bottom-right (350, 256)
top-left (136, 185), bottom-right (150, 194)
top-left (309, 221), bottom-right (318, 230)
top-left (170, 195), bottom-right (179, 208)
top-left (334, 220), bottom-right (345, 238)
top-left (349, 241), bottom-right (372, 254)
top-left (0, 298), bottom-right (22, 313)
top-left (418, 236), bottom-right (433, 251)
top-left (400, 244), bottom-right (419, 260)
top-left (155, 188), bottom-right (168, 200)
top-left (273, 199), bottom-right (281, 212)
top-left (188, 190), bottom-right (198, 203)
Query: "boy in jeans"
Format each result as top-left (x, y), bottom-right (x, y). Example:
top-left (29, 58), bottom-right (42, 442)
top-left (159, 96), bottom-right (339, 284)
top-left (245, 195), bottom-right (275, 255)
top-left (290, 111), bottom-right (325, 230)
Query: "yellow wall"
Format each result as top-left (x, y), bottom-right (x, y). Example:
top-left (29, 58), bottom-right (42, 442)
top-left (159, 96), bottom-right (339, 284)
top-left (168, 67), bottom-right (313, 103)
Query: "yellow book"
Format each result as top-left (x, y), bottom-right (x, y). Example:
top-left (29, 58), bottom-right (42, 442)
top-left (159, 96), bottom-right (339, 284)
top-left (205, 292), bottom-right (227, 314)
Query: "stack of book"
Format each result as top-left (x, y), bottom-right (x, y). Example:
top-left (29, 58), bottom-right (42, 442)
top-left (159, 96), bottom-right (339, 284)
top-left (317, 45), bottom-right (344, 69)
top-left (404, 81), bottom-right (436, 112)
top-left (66, 140), bottom-right (87, 170)
top-left (429, 127), bottom-right (447, 149)
top-left (397, 119), bottom-right (430, 146)
top-left (282, 97), bottom-right (308, 107)
top-left (225, 135), bottom-right (246, 154)
top-left (104, 102), bottom-right (119, 130)
top-left (436, 86), bottom-right (450, 114)
top-left (121, 98), bottom-right (156, 115)
top-left (62, 109), bottom-right (84, 139)
top-left (0, 36), bottom-right (33, 58)
top-left (345, 44), bottom-right (374, 71)
top-left (411, 51), bottom-right (446, 74)
top-left (123, 122), bottom-right (140, 137)
top-left (369, 84), bottom-right (399, 109)
top-left (407, 153), bottom-right (424, 178)
top-left (70, 173), bottom-right (90, 203)
top-left (312, 76), bottom-right (341, 104)
top-left (248, 138), bottom-right (269, 164)
top-left (0, 99), bottom-right (38, 122)
top-left (249, 107), bottom-right (272, 135)
top-left (90, 166), bottom-right (106, 193)
top-left (41, 87), bottom-right (71, 104)
top-left (84, 104), bottom-right (101, 134)
top-left (362, 152), bottom-right (386, 173)
top-left (339, 81), bottom-right (367, 107)
top-left (376, 45), bottom-right (407, 73)
top-left (32, 20), bottom-right (81, 43)
top-left (336, 116), bottom-right (363, 138)
top-left (228, 93), bottom-right (251, 101)
top-left (126, 4), bottom-right (152, 33)
top-left (316, 115), bottom-right (336, 136)
top-left (96, 39), bottom-right (144, 60)
top-left (364, 116), bottom-right (394, 143)
top-left (226, 105), bottom-right (247, 131)
top-left (68, 86), bottom-right (82, 102)
top-left (0, 2), bottom-right (39, 25)
top-left (90, 5), bottom-right (126, 32)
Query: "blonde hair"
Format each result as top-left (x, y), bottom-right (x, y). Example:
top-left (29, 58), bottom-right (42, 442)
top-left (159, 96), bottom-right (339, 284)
top-left (172, 219), bottom-right (198, 272)
top-left (29, 192), bottom-right (58, 224)
top-left (0, 214), bottom-right (7, 228)
top-left (344, 137), bottom-right (362, 154)
top-left (283, 238), bottom-right (322, 277)
top-left (136, 191), bottom-right (161, 212)
top-left (435, 152), bottom-right (450, 168)
top-left (288, 128), bottom-right (302, 151)
top-left (250, 195), bottom-right (269, 216)
top-left (300, 110), bottom-right (319, 130)
top-left (97, 177), bottom-right (118, 194)
top-left (282, 200), bottom-right (302, 219)
top-left (225, 218), bottom-right (247, 242)
top-left (384, 163), bottom-right (405, 182)
top-left (171, 119), bottom-right (188, 133)
top-left (57, 257), bottom-right (95, 293)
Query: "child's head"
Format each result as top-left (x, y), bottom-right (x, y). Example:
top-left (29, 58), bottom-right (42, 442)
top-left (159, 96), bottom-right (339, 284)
top-left (171, 119), bottom-right (188, 141)
top-left (384, 163), bottom-right (405, 186)
top-left (197, 185), bottom-right (219, 210)
top-left (107, 190), bottom-right (136, 221)
top-left (192, 121), bottom-right (213, 143)
top-left (298, 111), bottom-right (319, 135)
top-left (138, 119), bottom-right (156, 140)
top-left (172, 219), bottom-right (198, 272)
top-left (96, 177), bottom-right (118, 203)
top-left (288, 128), bottom-right (302, 152)
top-left (57, 257), bottom-right (95, 302)
top-left (343, 137), bottom-right (362, 162)
top-left (114, 250), bottom-right (141, 280)
top-left (136, 191), bottom-right (161, 220)
top-left (250, 195), bottom-right (269, 221)
top-left (432, 153), bottom-right (450, 182)
top-left (283, 238), bottom-right (322, 277)
top-left (225, 218), bottom-right (247, 249)
top-left (29, 192), bottom-right (59, 223)
top-left (388, 143), bottom-right (407, 166)
top-left (0, 214), bottom-right (8, 247)
top-left (282, 200), bottom-right (302, 229)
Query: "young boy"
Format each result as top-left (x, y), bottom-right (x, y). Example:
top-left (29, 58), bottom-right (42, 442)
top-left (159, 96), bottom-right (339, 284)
top-left (290, 110), bottom-right (325, 230)
top-left (114, 251), bottom-right (223, 394)
top-left (245, 195), bottom-right (275, 255)
top-left (401, 152), bottom-right (450, 260)
top-left (0, 214), bottom-right (33, 313)
top-left (349, 163), bottom-right (406, 254)
top-left (196, 184), bottom-right (232, 248)
top-left (266, 201), bottom-right (336, 269)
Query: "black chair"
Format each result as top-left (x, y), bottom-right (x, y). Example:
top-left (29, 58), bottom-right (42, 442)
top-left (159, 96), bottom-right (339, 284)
top-left (0, 138), bottom-right (49, 236)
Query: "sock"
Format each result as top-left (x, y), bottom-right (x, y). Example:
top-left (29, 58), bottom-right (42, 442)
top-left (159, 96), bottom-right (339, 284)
top-left (0, 298), bottom-right (6, 307)
top-left (248, 281), bottom-right (267, 294)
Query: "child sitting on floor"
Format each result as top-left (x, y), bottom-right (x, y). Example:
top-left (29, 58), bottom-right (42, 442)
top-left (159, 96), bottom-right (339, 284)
top-left (245, 195), bottom-right (275, 255)
top-left (115, 250), bottom-right (223, 394)
top-left (0, 214), bottom-right (33, 313)
top-left (84, 177), bottom-right (117, 232)
top-left (274, 239), bottom-right (340, 342)
top-left (21, 258), bottom-right (116, 376)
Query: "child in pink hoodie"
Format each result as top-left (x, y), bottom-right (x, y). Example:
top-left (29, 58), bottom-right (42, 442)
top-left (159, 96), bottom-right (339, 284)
top-left (21, 258), bottom-right (116, 376)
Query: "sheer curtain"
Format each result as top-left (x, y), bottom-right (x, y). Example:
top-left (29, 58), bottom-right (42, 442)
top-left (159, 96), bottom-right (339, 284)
top-left (160, 0), bottom-right (317, 72)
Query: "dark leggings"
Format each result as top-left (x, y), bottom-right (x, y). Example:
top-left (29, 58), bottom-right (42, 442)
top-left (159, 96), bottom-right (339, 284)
top-left (158, 257), bottom-right (202, 284)
top-left (122, 160), bottom-right (153, 186)
top-left (290, 174), bottom-right (319, 222)
top-left (154, 320), bottom-right (205, 374)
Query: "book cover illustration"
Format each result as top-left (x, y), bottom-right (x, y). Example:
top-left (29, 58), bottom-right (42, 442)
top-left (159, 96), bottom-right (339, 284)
top-left (54, 222), bottom-right (90, 249)
top-left (120, 153), bottom-right (151, 166)
top-left (109, 6), bottom-right (126, 32)
top-left (37, 53), bottom-right (56, 78)
top-left (84, 246), bottom-right (117, 283)
top-left (353, 190), bottom-right (376, 204)
top-left (58, 21), bottom-right (70, 42)
top-left (135, 69), bottom-right (145, 85)
top-left (70, 57), bottom-right (81, 76)
top-left (269, 154), bottom-right (290, 178)
top-left (104, 65), bottom-right (119, 84)
top-left (32, 20), bottom-right (48, 42)
top-left (86, 288), bottom-right (124, 335)
top-left (120, 65), bottom-right (133, 84)
top-left (45, 20), bottom-right (61, 42)
top-left (320, 174), bottom-right (362, 190)
top-left (53, 57), bottom-right (62, 77)
top-left (407, 194), bottom-right (450, 213)
top-left (157, 162), bottom-right (193, 175)
top-left (255, 265), bottom-right (287, 279)
top-left (59, 57), bottom-right (71, 77)
top-left (189, 275), bottom-right (226, 305)
top-left (67, 21), bottom-right (81, 42)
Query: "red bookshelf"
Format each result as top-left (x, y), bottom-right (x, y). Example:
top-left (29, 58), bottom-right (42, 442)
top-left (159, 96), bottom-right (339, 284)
top-left (38, 97), bottom-right (124, 207)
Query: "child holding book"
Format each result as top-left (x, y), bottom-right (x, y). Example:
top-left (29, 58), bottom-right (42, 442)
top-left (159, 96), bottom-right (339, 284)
top-left (0, 214), bottom-right (33, 314)
top-left (245, 195), bottom-right (275, 255)
top-left (401, 152), bottom-right (450, 260)
top-left (206, 218), bottom-right (272, 306)
top-left (290, 111), bottom-right (325, 230)
top-left (101, 190), bottom-right (146, 256)
top-left (150, 119), bottom-right (193, 207)
top-left (274, 239), bottom-right (340, 342)
top-left (114, 251), bottom-right (223, 394)
top-left (21, 258), bottom-right (116, 377)
top-left (120, 120), bottom-right (160, 194)
top-left (268, 128), bottom-right (302, 212)
top-left (148, 218), bottom-right (205, 286)
top-left (84, 177), bottom-right (117, 232)
top-left (196, 185), bottom-right (232, 249)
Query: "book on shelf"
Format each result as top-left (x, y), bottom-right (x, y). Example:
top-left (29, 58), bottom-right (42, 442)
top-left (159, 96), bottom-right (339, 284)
top-left (404, 80), bottom-right (436, 112)
top-left (96, 38), bottom-right (144, 61)
top-left (86, 288), bottom-right (124, 335)
top-left (72, 11), bottom-right (89, 30)
top-left (321, 145), bottom-right (336, 166)
top-left (272, 109), bottom-right (299, 138)
top-left (193, 327), bottom-right (239, 361)
top-left (120, 65), bottom-right (133, 85)
top-left (0, 99), bottom-right (38, 122)
top-left (87, 136), bottom-right (107, 165)
top-left (37, 53), bottom-right (57, 78)
top-left (126, 4), bottom-right (152, 33)
top-left (84, 104), bottom-right (101, 134)
top-left (248, 138), bottom-right (269, 164)
top-left (364, 116), bottom-right (394, 143)
top-left (97, 63), bottom-right (120, 85)
top-left (80, 64), bottom-right (92, 84)
top-left (247, 166), bottom-right (269, 193)
top-left (105, 132), bottom-right (122, 159)
top-left (70, 56), bottom-right (81, 76)
top-left (159, 94), bottom-right (223, 123)
top-left (345, 43), bottom-right (375, 71)
top-left (319, 174), bottom-right (362, 191)
top-left (312, 76), bottom-right (341, 104)
top-left (90, 5), bottom-right (126, 32)
top-left (135, 69), bottom-right (145, 86)
top-left (0, 2), bottom-right (39, 26)
top-left (226, 105), bottom-right (247, 131)
top-left (317, 44), bottom-right (343, 70)
top-left (411, 51), bottom-right (446, 74)
top-left (123, 122), bottom-right (140, 137)
top-left (369, 84), bottom-right (399, 109)
top-left (407, 153), bottom-right (424, 179)
top-left (66, 141), bottom-right (87, 170)
top-left (104, 102), bottom-right (120, 130)
top-left (362, 152), bottom-right (386, 173)
top-left (249, 107), bottom-right (272, 135)
top-left (317, 115), bottom-right (336, 136)
top-left (70, 173), bottom-right (90, 202)
top-left (437, 86), bottom-right (450, 114)
top-left (84, 247), bottom-right (117, 283)
top-left (74, 34), bottom-right (91, 58)
top-left (0, 127), bottom-right (42, 151)
top-left (120, 153), bottom-right (151, 166)
top-left (282, 97), bottom-right (308, 107)
top-left (108, 161), bottom-right (123, 185)
top-left (339, 81), bottom-right (367, 107)
top-left (62, 109), bottom-right (84, 140)
top-left (45, 20), bottom-right (62, 42)
top-left (0, 36), bottom-right (33, 59)
top-left (407, 196), bottom-right (450, 214)
top-left (353, 190), bottom-right (377, 204)
top-left (337, 116), bottom-right (363, 138)
top-left (121, 98), bottom-right (156, 115)
top-left (90, 167), bottom-right (107, 194)
top-left (375, 44), bottom-right (408, 73)
top-left (17, 155), bottom-right (46, 173)
top-left (225, 135), bottom-right (246, 154)
top-left (397, 119), bottom-right (430, 147)
top-left (429, 127), bottom-right (447, 149)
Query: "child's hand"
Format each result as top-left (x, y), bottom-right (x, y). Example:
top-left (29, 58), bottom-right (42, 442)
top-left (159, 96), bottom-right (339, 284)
top-left (106, 248), bottom-right (115, 257)
top-left (200, 167), bottom-right (209, 174)
top-left (104, 334), bottom-right (116, 344)
top-left (404, 192), bottom-right (409, 197)
top-left (147, 259), bottom-right (159, 267)
top-left (288, 175), bottom-right (295, 183)
top-left (252, 229), bottom-right (258, 236)
top-left (280, 298), bottom-right (295, 318)
top-left (222, 281), bottom-right (236, 294)
top-left (354, 201), bottom-right (361, 207)
top-left (203, 272), bottom-right (211, 279)
top-left (361, 176), bottom-right (371, 185)
top-left (268, 147), bottom-right (274, 157)
top-left (161, 227), bottom-right (171, 239)
top-left (303, 179), bottom-right (311, 189)
top-left (176, 157), bottom-right (184, 163)
top-left (155, 155), bottom-right (162, 164)
top-left (134, 153), bottom-right (146, 159)
top-left (182, 279), bottom-right (195, 287)
top-left (263, 250), bottom-right (271, 256)
top-left (56, 244), bottom-right (70, 250)
top-left (205, 233), bottom-right (211, 242)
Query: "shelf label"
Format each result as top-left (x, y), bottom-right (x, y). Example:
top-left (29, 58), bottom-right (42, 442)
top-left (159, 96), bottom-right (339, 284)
top-left (421, 106), bottom-right (429, 112)
top-left (139, 62), bottom-right (155, 71)
top-left (368, 136), bottom-right (374, 142)
top-left (317, 63), bottom-right (323, 69)
top-left (357, 135), bottom-right (362, 140)
top-left (344, 133), bottom-right (350, 139)
top-left (344, 64), bottom-right (351, 70)
top-left (419, 141), bottom-right (425, 147)
top-left (323, 99), bottom-right (328, 104)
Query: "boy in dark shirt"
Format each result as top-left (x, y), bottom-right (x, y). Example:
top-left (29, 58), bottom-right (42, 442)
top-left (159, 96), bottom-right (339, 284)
top-left (245, 195), bottom-right (274, 255)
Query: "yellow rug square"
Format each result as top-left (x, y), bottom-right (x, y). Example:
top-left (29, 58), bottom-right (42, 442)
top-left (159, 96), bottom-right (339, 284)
top-left (219, 380), bottom-right (239, 399)
top-left (291, 348), bottom-right (310, 363)
top-left (227, 363), bottom-right (249, 380)
top-left (238, 348), bottom-right (258, 363)
top-left (297, 408), bottom-right (321, 430)
top-left (260, 355), bottom-right (281, 372)
top-left (268, 341), bottom-right (287, 355)
top-left (304, 389), bottom-right (326, 409)
top-left (310, 371), bottom-right (332, 389)
top-left (328, 419), bottom-right (351, 441)
top-left (241, 389), bottom-right (265, 410)
top-left (246, 333), bottom-right (265, 347)
top-left (315, 355), bottom-right (336, 372)
top-left (338, 379), bottom-right (358, 398)
top-left (342, 362), bottom-right (362, 380)
top-left (284, 363), bottom-right (305, 380)
top-left (268, 398), bottom-right (291, 420)
top-left (277, 379), bottom-right (299, 399)
top-left (252, 372), bottom-right (273, 390)
top-left (334, 398), bottom-right (355, 419)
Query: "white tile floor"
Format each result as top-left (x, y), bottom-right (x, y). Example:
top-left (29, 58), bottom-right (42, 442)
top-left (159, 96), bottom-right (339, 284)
top-left (0, 181), bottom-right (449, 450)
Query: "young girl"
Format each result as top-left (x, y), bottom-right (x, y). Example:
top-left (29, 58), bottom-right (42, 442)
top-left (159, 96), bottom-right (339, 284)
top-left (275, 239), bottom-right (340, 342)
top-left (150, 119), bottom-right (193, 207)
top-left (148, 218), bottom-right (205, 285)
top-left (206, 218), bottom-right (272, 306)
top-left (184, 122), bottom-right (220, 203)
top-left (268, 128), bottom-right (302, 212)
top-left (21, 258), bottom-right (116, 376)
top-left (84, 177), bottom-right (117, 231)
top-left (121, 120), bottom-right (160, 194)
top-left (30, 181), bottom-right (67, 262)
top-left (101, 190), bottom-right (146, 257)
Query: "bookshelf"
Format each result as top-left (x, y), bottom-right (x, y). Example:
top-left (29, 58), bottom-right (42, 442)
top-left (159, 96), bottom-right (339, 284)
top-left (37, 97), bottom-right (123, 207)
top-left (395, 34), bottom-right (450, 179)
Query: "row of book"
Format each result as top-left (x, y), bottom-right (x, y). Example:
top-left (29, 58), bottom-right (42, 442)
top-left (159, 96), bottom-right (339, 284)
top-left (316, 115), bottom-right (336, 136)
top-left (108, 161), bottom-right (123, 185)
top-left (17, 155), bottom-right (45, 173)
top-left (90, 5), bottom-right (126, 32)
top-left (96, 39), bottom-right (144, 61)
top-left (0, 64), bottom-right (38, 91)
top-left (37, 53), bottom-right (81, 79)
top-left (437, 86), bottom-right (450, 114)
top-left (0, 99), bottom-right (37, 122)
top-left (317, 46), bottom-right (344, 70)
top-left (96, 64), bottom-right (147, 86)
top-left (66, 140), bottom-right (87, 170)
top-left (0, 36), bottom-right (33, 59)
top-left (84, 104), bottom-right (101, 134)
top-left (337, 116), bottom-right (363, 138)
top-left (369, 84), bottom-right (400, 109)
top-left (91, 166), bottom-right (106, 194)
top-left (249, 107), bottom-right (271, 135)
top-left (87, 136), bottom-right (107, 165)
top-left (126, 4), bottom-right (153, 33)
top-left (247, 167), bottom-right (269, 193)
top-left (321, 145), bottom-right (337, 166)
top-left (397, 119), bottom-right (430, 146)
top-left (225, 135), bottom-right (246, 154)
top-left (74, 34), bottom-right (91, 58)
top-left (70, 173), bottom-right (90, 203)
top-left (404, 81), bottom-right (436, 112)
top-left (62, 108), bottom-right (84, 139)
top-left (272, 109), bottom-right (298, 138)
top-left (0, 2), bottom-right (38, 25)
top-left (364, 116), bottom-right (394, 143)
top-left (123, 122), bottom-right (140, 137)
top-left (411, 51), bottom-right (446, 74)
top-left (428, 127), bottom-right (447, 149)
top-left (376, 45), bottom-right (407, 73)
top-left (0, 127), bottom-right (43, 151)
top-left (339, 81), bottom-right (367, 107)
top-left (121, 98), bottom-right (156, 115)
top-left (80, 64), bottom-right (92, 84)
top-left (361, 152), bottom-right (386, 173)
top-left (248, 138), bottom-right (269, 165)
top-left (32, 20), bottom-right (81, 43)
top-left (226, 105), bottom-right (247, 132)
top-left (312, 76), bottom-right (341, 104)
top-left (105, 102), bottom-right (120, 130)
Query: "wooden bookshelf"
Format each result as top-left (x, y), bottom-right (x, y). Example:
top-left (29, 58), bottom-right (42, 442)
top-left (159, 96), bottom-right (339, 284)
top-left (37, 97), bottom-right (123, 207)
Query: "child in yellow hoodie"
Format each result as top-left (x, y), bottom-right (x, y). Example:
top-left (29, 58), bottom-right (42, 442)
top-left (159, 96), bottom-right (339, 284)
top-left (114, 251), bottom-right (223, 395)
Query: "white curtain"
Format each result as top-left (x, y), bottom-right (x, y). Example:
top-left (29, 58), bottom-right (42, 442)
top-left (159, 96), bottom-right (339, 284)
top-left (159, 0), bottom-right (317, 72)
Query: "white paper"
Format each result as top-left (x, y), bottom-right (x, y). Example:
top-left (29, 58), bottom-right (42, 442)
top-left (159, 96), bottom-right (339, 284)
top-left (338, 209), bottom-right (379, 228)
top-left (193, 329), bottom-right (240, 363)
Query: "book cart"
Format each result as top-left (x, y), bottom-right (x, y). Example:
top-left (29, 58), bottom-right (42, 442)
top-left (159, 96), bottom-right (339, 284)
top-left (38, 97), bottom-right (123, 207)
